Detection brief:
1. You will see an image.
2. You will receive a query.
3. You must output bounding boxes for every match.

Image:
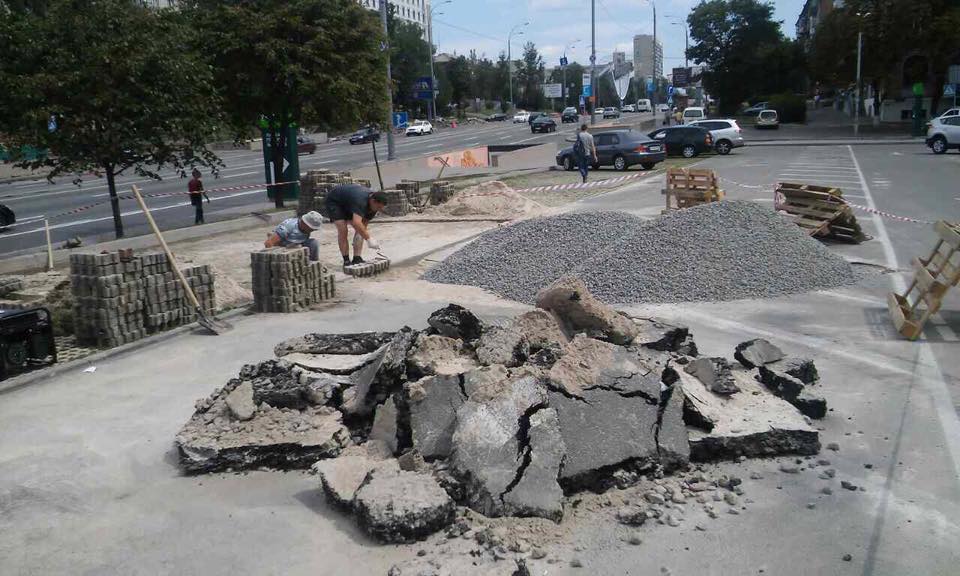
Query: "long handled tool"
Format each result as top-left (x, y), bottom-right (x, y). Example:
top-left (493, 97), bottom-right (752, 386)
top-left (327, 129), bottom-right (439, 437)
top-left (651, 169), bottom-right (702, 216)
top-left (130, 185), bottom-right (232, 335)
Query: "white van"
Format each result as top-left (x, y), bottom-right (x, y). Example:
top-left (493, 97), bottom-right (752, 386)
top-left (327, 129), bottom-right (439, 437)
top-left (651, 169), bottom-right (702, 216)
top-left (681, 106), bottom-right (706, 124)
top-left (637, 99), bottom-right (652, 113)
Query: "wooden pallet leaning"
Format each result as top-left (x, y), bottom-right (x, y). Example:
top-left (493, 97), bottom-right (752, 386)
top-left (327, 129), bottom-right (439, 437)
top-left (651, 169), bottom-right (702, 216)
top-left (775, 182), bottom-right (867, 242)
top-left (888, 221), bottom-right (960, 340)
top-left (662, 168), bottom-right (724, 212)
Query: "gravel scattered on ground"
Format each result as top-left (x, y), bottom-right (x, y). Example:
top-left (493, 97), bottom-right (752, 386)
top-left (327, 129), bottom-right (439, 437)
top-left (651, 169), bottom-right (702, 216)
top-left (425, 201), bottom-right (860, 304)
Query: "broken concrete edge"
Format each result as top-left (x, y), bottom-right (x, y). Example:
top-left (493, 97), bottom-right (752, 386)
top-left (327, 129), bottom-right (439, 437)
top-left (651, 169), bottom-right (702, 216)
top-left (0, 306), bottom-right (251, 396)
top-left (689, 428), bottom-right (821, 462)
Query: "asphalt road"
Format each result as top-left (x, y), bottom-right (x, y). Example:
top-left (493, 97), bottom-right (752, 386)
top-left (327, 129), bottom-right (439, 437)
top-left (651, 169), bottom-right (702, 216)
top-left (0, 112), bottom-right (653, 256)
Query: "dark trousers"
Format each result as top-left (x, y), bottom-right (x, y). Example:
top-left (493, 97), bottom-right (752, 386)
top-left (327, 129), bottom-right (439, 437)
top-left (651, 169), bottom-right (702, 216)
top-left (576, 153), bottom-right (590, 182)
top-left (190, 194), bottom-right (204, 224)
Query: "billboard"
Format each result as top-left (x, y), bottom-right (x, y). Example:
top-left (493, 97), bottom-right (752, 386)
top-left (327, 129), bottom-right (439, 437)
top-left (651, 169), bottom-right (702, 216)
top-left (413, 76), bottom-right (434, 99)
top-left (672, 67), bottom-right (691, 88)
top-left (542, 83), bottom-right (562, 98)
top-left (427, 147), bottom-right (489, 168)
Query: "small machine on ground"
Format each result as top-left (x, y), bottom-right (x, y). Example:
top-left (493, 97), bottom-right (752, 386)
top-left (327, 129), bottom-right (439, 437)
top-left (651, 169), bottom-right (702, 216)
top-left (0, 306), bottom-right (56, 380)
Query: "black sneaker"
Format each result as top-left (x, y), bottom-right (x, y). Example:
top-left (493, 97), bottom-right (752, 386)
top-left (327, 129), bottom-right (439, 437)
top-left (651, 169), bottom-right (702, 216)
top-left (342, 256), bottom-right (351, 265)
top-left (351, 256), bottom-right (365, 265)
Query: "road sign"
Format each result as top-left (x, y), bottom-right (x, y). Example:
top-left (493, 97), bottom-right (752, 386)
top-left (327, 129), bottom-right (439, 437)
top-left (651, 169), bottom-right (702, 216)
top-left (582, 85), bottom-right (592, 97)
top-left (413, 76), bottom-right (434, 100)
top-left (582, 73), bottom-right (591, 86)
top-left (560, 56), bottom-right (568, 67)
top-left (646, 78), bottom-right (654, 94)
top-left (944, 84), bottom-right (956, 97)
top-left (47, 115), bottom-right (57, 133)
top-left (542, 83), bottom-right (562, 98)
top-left (668, 85), bottom-right (674, 96)
top-left (392, 111), bottom-right (408, 129)
top-left (579, 95), bottom-right (585, 107)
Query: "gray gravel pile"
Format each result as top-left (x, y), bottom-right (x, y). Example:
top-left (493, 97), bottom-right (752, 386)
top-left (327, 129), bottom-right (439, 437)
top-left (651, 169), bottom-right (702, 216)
top-left (423, 211), bottom-right (644, 302)
top-left (425, 201), bottom-right (859, 304)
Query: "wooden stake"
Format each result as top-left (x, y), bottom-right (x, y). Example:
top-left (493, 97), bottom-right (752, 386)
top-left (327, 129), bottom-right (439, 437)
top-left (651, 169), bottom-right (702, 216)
top-left (44, 219), bottom-right (53, 270)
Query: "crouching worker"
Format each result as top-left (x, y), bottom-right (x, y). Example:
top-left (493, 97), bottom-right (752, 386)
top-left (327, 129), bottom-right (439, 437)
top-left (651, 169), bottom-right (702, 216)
top-left (323, 184), bottom-right (388, 265)
top-left (264, 210), bottom-right (324, 261)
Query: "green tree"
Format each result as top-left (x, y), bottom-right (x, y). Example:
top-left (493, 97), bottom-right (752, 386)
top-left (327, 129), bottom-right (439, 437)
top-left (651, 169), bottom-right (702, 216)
top-left (0, 0), bottom-right (223, 238)
top-left (445, 55), bottom-right (472, 115)
top-left (184, 0), bottom-right (386, 207)
top-left (518, 42), bottom-right (546, 110)
top-left (687, 0), bottom-right (799, 113)
top-left (388, 5), bottom-right (430, 116)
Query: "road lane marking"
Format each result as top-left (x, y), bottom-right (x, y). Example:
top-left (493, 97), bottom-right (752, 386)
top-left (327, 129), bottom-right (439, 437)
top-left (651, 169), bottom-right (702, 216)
top-left (848, 144), bottom-right (960, 481)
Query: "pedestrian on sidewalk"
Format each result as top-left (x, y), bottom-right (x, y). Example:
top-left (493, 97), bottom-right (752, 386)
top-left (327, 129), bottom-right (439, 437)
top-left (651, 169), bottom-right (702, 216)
top-left (574, 124), bottom-right (597, 184)
top-left (264, 211), bottom-right (324, 261)
top-left (188, 169), bottom-right (209, 225)
top-left (323, 184), bottom-right (389, 265)
top-left (663, 108), bottom-right (671, 126)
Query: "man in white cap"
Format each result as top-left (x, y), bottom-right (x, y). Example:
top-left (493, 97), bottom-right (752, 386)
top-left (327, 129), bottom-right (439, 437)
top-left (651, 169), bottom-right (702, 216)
top-left (264, 210), bottom-right (324, 261)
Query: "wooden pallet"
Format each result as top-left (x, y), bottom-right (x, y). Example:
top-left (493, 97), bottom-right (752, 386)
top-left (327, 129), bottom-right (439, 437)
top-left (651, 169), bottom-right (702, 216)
top-left (662, 168), bottom-right (724, 212)
top-left (775, 182), bottom-right (867, 242)
top-left (888, 221), bottom-right (960, 340)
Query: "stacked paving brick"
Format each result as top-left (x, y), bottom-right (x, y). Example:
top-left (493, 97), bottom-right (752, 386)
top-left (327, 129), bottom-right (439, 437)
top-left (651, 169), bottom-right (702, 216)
top-left (342, 258), bottom-right (391, 277)
top-left (298, 170), bottom-right (375, 217)
top-left (430, 180), bottom-right (455, 205)
top-left (380, 189), bottom-right (411, 217)
top-left (0, 276), bottom-right (24, 298)
top-left (251, 247), bottom-right (335, 313)
top-left (398, 180), bottom-right (426, 209)
top-left (70, 251), bottom-right (217, 348)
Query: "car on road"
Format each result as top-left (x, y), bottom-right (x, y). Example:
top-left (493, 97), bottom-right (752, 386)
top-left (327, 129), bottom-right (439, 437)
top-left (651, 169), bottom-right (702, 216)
top-left (348, 127), bottom-right (380, 145)
top-left (296, 136), bottom-right (317, 154)
top-left (756, 109), bottom-right (779, 129)
top-left (681, 106), bottom-right (706, 124)
top-left (486, 113), bottom-right (507, 122)
top-left (937, 108), bottom-right (960, 121)
top-left (657, 104), bottom-right (671, 113)
top-left (741, 101), bottom-right (769, 116)
top-left (647, 126), bottom-right (714, 158)
top-left (637, 99), bottom-right (653, 113)
top-left (561, 107), bottom-right (579, 123)
top-left (687, 119), bottom-right (744, 155)
top-left (622, 104), bottom-right (636, 113)
top-left (531, 115), bottom-right (557, 133)
top-left (926, 115), bottom-right (960, 154)
top-left (513, 111), bottom-right (530, 123)
top-left (556, 129), bottom-right (666, 172)
top-left (527, 112), bottom-right (548, 125)
top-left (405, 120), bottom-right (434, 136)
top-left (603, 107), bottom-right (621, 119)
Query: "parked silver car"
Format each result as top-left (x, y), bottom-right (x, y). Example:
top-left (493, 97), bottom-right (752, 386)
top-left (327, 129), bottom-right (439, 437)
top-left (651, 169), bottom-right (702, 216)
top-left (688, 119), bottom-right (745, 155)
top-left (926, 116), bottom-right (960, 154)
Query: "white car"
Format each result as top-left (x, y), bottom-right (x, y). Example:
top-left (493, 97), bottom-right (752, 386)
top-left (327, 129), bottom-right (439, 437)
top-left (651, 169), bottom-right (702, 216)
top-left (622, 104), bottom-right (637, 113)
top-left (937, 107), bottom-right (960, 121)
top-left (657, 104), bottom-right (671, 113)
top-left (513, 111), bottom-right (530, 123)
top-left (405, 120), bottom-right (433, 136)
top-left (681, 106), bottom-right (706, 124)
top-left (688, 119), bottom-right (745, 155)
top-left (926, 115), bottom-right (960, 154)
top-left (637, 99), bottom-right (652, 113)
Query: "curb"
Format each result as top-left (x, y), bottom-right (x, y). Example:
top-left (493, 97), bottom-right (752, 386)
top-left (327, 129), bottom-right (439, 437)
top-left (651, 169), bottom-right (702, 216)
top-left (0, 306), bottom-right (252, 396)
top-left (748, 139), bottom-right (920, 146)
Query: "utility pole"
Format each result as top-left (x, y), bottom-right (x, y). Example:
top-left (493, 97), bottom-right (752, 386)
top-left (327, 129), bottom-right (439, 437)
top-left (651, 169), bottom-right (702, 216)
top-left (508, 22), bottom-right (528, 111)
top-left (380, 0), bottom-right (396, 160)
top-left (854, 30), bottom-right (862, 137)
top-left (427, 1), bottom-right (452, 122)
top-left (590, 0), bottom-right (596, 125)
top-left (561, 40), bottom-right (579, 109)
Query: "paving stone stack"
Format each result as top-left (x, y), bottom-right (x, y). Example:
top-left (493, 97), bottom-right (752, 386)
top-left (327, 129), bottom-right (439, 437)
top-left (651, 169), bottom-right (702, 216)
top-left (343, 258), bottom-right (391, 277)
top-left (397, 180), bottom-right (425, 210)
top-left (429, 180), bottom-right (455, 205)
top-left (380, 189), bottom-right (411, 217)
top-left (70, 250), bottom-right (218, 348)
top-left (0, 276), bottom-right (24, 298)
top-left (297, 169), bottom-right (352, 216)
top-left (70, 252), bottom-right (146, 348)
top-left (251, 247), bottom-right (335, 313)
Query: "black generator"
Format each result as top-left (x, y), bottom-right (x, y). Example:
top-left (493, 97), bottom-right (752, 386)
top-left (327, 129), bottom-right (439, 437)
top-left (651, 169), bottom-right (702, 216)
top-left (0, 307), bottom-right (56, 380)
top-left (0, 203), bottom-right (15, 227)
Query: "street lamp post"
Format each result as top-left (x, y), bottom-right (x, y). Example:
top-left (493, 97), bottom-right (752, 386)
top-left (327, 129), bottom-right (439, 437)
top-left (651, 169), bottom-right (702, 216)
top-left (854, 11), bottom-right (870, 137)
top-left (507, 22), bottom-right (528, 111)
top-left (427, 0), bottom-right (451, 122)
top-left (590, 0), bottom-right (596, 125)
top-left (379, 0), bottom-right (395, 160)
top-left (562, 39), bottom-right (580, 109)
top-left (668, 19), bottom-right (688, 68)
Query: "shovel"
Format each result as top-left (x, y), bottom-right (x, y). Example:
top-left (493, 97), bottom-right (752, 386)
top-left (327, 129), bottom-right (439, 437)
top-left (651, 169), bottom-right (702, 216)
top-left (130, 185), bottom-right (232, 335)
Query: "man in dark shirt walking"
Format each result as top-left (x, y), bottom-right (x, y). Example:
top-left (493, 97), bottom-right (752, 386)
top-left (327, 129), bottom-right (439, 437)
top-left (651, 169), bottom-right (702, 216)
top-left (188, 169), bottom-right (209, 224)
top-left (323, 184), bottom-right (388, 265)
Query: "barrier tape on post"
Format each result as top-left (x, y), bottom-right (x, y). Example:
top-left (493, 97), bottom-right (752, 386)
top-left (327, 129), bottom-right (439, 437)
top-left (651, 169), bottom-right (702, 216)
top-left (839, 201), bottom-right (933, 225)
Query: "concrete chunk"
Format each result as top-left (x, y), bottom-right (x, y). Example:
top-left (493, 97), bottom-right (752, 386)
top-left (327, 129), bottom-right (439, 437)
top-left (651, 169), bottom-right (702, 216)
top-left (779, 357), bottom-right (819, 385)
top-left (406, 333), bottom-right (478, 379)
top-left (734, 338), bottom-right (785, 369)
top-left (630, 317), bottom-right (699, 356)
top-left (313, 452), bottom-right (399, 508)
top-left (548, 335), bottom-right (657, 398)
top-left (684, 357), bottom-right (740, 395)
top-left (427, 303), bottom-right (484, 341)
top-left (757, 365), bottom-right (827, 419)
top-left (353, 467), bottom-right (455, 543)
top-left (225, 381), bottom-right (256, 421)
top-left (501, 407), bottom-right (566, 521)
top-left (274, 331), bottom-right (394, 356)
top-left (535, 276), bottom-right (638, 345)
top-left (476, 325), bottom-right (529, 368)
top-left (369, 397), bottom-right (400, 454)
top-left (510, 309), bottom-right (569, 351)
top-left (405, 374), bottom-right (467, 459)
top-left (280, 350), bottom-right (382, 375)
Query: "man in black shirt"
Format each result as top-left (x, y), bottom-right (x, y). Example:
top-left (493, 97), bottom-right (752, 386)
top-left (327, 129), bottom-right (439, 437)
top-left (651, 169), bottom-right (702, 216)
top-left (324, 184), bottom-right (389, 265)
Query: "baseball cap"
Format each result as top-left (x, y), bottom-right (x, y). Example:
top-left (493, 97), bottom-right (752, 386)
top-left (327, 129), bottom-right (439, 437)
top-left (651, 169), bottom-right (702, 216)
top-left (301, 211), bottom-right (323, 230)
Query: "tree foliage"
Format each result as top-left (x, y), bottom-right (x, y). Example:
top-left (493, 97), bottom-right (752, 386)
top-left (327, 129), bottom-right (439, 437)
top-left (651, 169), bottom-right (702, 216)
top-left (0, 0), bottom-right (223, 238)
top-left (387, 5), bottom-right (430, 116)
top-left (517, 42), bottom-right (546, 110)
top-left (687, 0), bottom-right (804, 113)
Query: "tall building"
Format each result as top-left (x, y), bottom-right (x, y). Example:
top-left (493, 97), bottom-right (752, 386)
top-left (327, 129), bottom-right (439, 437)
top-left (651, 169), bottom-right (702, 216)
top-left (796, 0), bottom-right (839, 48)
top-left (632, 34), bottom-right (662, 81)
top-left (359, 0), bottom-right (430, 40)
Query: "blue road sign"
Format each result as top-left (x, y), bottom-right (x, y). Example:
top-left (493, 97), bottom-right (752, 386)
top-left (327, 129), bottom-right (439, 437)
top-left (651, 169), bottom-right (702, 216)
top-left (579, 95), bottom-right (585, 107)
top-left (646, 79), bottom-right (654, 94)
top-left (582, 85), bottom-right (592, 97)
top-left (392, 111), bottom-right (409, 129)
top-left (945, 84), bottom-right (956, 97)
top-left (48, 115), bottom-right (57, 133)
top-left (560, 56), bottom-right (568, 67)
top-left (668, 85), bottom-right (674, 96)
top-left (413, 76), bottom-right (434, 100)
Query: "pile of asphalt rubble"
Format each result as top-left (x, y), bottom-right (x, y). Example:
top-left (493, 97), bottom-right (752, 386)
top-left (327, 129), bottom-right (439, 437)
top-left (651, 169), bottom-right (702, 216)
top-left (424, 201), bottom-right (860, 304)
top-left (175, 277), bottom-right (827, 559)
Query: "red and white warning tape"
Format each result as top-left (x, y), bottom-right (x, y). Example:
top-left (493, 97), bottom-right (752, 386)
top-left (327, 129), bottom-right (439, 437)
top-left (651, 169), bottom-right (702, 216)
top-left (840, 201), bottom-right (933, 225)
top-left (515, 171), bottom-right (649, 194)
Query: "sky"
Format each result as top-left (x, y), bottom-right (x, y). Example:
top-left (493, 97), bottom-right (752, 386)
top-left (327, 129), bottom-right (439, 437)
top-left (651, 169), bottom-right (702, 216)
top-left (430, 0), bottom-right (806, 72)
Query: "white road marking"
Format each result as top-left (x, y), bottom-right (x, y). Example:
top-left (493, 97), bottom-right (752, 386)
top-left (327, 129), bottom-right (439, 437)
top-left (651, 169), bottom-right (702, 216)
top-left (848, 144), bottom-right (960, 481)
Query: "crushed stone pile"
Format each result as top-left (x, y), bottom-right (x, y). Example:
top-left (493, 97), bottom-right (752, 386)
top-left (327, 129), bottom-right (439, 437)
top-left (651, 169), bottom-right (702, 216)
top-left (426, 180), bottom-right (545, 219)
top-left (175, 276), bottom-right (826, 546)
top-left (424, 201), bottom-right (860, 304)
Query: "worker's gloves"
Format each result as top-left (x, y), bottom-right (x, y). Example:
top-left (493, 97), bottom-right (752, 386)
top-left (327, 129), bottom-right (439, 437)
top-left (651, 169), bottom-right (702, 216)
top-left (367, 237), bottom-right (381, 250)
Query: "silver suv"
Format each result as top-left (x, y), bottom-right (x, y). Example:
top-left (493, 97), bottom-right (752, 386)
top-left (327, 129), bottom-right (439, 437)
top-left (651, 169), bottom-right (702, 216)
top-left (688, 119), bottom-right (745, 155)
top-left (927, 116), bottom-right (960, 154)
